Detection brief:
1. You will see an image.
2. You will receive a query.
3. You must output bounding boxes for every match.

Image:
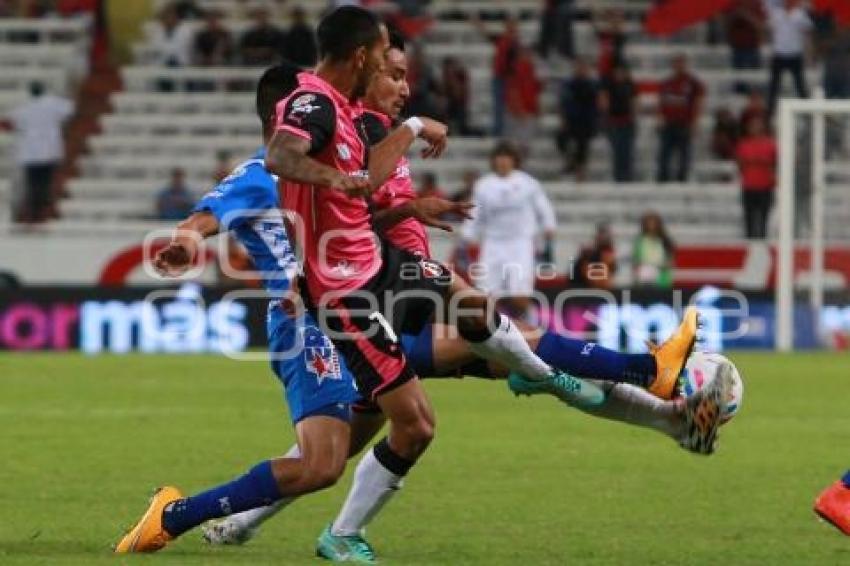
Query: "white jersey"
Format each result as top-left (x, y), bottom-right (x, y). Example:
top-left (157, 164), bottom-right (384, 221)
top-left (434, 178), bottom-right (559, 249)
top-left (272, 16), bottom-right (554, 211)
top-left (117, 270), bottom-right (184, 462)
top-left (461, 169), bottom-right (556, 295)
top-left (461, 170), bottom-right (556, 242)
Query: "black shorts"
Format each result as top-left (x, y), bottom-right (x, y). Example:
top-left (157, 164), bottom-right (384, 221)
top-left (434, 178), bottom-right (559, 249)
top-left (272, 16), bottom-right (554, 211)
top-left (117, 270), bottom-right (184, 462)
top-left (312, 244), bottom-right (451, 401)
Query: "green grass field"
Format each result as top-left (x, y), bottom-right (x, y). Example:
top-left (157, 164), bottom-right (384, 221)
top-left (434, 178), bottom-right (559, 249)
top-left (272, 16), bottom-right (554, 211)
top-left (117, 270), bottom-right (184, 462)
top-left (2, 352), bottom-right (850, 565)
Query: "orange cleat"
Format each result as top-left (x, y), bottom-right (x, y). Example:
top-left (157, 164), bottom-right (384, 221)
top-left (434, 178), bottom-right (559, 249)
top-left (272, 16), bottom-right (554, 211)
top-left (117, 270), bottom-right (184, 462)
top-left (648, 306), bottom-right (699, 400)
top-left (114, 486), bottom-right (183, 553)
top-left (815, 480), bottom-right (850, 535)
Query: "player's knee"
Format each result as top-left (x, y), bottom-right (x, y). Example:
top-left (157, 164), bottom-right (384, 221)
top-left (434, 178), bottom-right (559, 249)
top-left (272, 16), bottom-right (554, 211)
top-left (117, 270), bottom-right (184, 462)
top-left (456, 295), bottom-right (498, 343)
top-left (403, 417), bottom-right (435, 454)
top-left (303, 460), bottom-right (344, 490)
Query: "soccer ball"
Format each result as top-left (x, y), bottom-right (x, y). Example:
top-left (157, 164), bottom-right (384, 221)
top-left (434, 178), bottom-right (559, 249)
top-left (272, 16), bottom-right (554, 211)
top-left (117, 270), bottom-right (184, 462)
top-left (679, 352), bottom-right (744, 424)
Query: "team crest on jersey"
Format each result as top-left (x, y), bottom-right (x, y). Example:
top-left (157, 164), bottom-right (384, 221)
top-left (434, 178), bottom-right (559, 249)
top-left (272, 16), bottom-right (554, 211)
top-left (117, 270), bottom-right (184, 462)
top-left (301, 326), bottom-right (342, 385)
top-left (420, 259), bottom-right (443, 279)
top-left (336, 143), bottom-right (352, 160)
top-left (287, 94), bottom-right (320, 123)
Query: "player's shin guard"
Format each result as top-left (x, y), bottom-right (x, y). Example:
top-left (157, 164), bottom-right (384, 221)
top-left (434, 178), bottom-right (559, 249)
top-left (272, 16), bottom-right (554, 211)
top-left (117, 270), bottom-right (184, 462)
top-left (203, 444), bottom-right (302, 542)
top-left (161, 460), bottom-right (282, 538)
top-left (331, 438), bottom-right (408, 536)
top-left (464, 312), bottom-right (551, 381)
top-left (535, 331), bottom-right (657, 387)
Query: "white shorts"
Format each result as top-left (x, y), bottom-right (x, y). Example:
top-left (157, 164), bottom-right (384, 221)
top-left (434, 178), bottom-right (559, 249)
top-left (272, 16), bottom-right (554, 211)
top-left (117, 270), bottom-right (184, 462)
top-left (477, 238), bottom-right (535, 296)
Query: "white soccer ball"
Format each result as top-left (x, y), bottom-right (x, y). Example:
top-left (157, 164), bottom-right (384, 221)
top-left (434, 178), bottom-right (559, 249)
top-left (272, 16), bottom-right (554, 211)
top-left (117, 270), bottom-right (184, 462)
top-left (679, 351), bottom-right (744, 424)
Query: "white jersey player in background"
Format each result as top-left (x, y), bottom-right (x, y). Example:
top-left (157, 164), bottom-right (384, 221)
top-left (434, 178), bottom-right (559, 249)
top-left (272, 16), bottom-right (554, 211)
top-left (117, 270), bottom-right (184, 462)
top-left (461, 140), bottom-right (557, 320)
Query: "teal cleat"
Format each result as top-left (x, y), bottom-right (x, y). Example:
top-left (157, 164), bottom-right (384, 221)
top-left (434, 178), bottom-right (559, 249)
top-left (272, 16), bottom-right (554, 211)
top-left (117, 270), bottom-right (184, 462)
top-left (316, 524), bottom-right (377, 563)
top-left (508, 370), bottom-right (607, 409)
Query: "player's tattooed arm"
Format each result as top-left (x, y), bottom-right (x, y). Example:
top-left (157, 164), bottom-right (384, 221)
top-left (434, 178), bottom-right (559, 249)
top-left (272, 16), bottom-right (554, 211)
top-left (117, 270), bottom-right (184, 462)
top-left (372, 197), bottom-right (474, 233)
top-left (266, 131), bottom-right (371, 197)
top-left (153, 211), bottom-right (220, 277)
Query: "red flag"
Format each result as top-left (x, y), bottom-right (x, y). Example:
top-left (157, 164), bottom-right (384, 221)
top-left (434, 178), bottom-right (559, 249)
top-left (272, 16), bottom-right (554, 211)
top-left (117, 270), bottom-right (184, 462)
top-left (645, 0), bottom-right (734, 36)
top-left (814, 0), bottom-right (850, 26)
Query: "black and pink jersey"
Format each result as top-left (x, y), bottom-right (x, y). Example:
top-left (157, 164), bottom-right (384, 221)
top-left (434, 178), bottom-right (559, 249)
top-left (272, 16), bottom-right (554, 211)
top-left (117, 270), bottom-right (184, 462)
top-left (275, 72), bottom-right (381, 303)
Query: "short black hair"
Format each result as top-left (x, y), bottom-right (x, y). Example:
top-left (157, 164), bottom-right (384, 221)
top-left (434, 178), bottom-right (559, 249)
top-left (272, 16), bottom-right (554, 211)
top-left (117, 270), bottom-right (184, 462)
top-left (388, 30), bottom-right (405, 52)
top-left (256, 61), bottom-right (302, 129)
top-left (29, 81), bottom-right (44, 97)
top-left (317, 6), bottom-right (382, 62)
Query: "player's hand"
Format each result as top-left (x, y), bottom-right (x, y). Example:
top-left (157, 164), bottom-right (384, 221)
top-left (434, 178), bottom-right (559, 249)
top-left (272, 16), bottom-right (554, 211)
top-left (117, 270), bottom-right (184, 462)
top-left (408, 197), bottom-right (473, 232)
top-left (153, 242), bottom-right (193, 277)
top-left (418, 118), bottom-right (448, 159)
top-left (335, 171), bottom-right (373, 197)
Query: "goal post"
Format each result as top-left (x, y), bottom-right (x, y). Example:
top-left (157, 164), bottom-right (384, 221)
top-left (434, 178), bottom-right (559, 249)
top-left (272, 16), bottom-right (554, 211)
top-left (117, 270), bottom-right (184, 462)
top-left (776, 96), bottom-right (850, 351)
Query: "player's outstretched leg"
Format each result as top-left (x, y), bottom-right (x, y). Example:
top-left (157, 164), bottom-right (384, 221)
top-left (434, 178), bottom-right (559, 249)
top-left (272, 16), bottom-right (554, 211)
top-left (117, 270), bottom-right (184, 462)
top-left (814, 471), bottom-right (850, 535)
top-left (448, 276), bottom-right (605, 408)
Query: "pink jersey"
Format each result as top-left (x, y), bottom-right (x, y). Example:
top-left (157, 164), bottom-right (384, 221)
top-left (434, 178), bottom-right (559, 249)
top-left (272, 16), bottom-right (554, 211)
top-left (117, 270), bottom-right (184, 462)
top-left (357, 109), bottom-right (431, 258)
top-left (275, 72), bottom-right (381, 303)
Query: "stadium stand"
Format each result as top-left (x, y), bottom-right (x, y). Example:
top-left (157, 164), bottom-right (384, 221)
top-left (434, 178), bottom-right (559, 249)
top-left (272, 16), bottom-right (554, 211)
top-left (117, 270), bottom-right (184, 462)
top-left (4, 0), bottom-right (850, 270)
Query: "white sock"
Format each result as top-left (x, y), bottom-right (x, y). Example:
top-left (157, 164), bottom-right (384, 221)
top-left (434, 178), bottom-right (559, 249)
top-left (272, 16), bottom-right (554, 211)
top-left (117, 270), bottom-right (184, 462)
top-left (467, 314), bottom-right (551, 380)
top-left (578, 381), bottom-right (683, 439)
top-left (331, 447), bottom-right (404, 536)
top-left (227, 444), bottom-right (301, 530)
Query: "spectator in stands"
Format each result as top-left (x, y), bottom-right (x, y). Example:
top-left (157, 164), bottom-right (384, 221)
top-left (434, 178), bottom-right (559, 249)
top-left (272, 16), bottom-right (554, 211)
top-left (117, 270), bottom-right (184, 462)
top-left (765, 0), bottom-right (813, 115)
top-left (819, 18), bottom-right (850, 100)
top-left (156, 168), bottom-right (195, 221)
top-left (711, 107), bottom-right (740, 160)
top-left (557, 58), bottom-right (598, 181)
top-left (213, 150), bottom-right (232, 183)
top-left (632, 211), bottom-right (675, 288)
top-left (537, 0), bottom-right (575, 59)
top-left (593, 8), bottom-right (627, 78)
top-left (739, 89), bottom-right (769, 132)
top-left (7, 81), bottom-right (73, 223)
top-left (725, 0), bottom-right (765, 69)
top-left (598, 62), bottom-right (637, 182)
top-left (735, 116), bottom-right (777, 238)
top-left (239, 7), bottom-right (286, 66)
top-left (282, 6), bottom-right (317, 68)
top-left (405, 42), bottom-right (445, 120)
top-left (148, 3), bottom-right (194, 67)
top-left (470, 14), bottom-right (521, 136)
top-left (505, 45), bottom-right (541, 155)
top-left (656, 54), bottom-right (705, 183)
top-left (417, 172), bottom-right (447, 200)
top-left (193, 9), bottom-right (233, 66)
top-left (441, 56), bottom-right (476, 136)
top-left (574, 223), bottom-right (617, 290)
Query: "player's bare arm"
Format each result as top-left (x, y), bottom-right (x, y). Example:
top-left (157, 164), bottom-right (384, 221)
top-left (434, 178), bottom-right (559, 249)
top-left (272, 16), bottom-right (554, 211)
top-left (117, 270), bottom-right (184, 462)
top-left (372, 196), bottom-right (473, 233)
top-left (266, 130), bottom-right (371, 197)
top-left (153, 211), bottom-right (220, 277)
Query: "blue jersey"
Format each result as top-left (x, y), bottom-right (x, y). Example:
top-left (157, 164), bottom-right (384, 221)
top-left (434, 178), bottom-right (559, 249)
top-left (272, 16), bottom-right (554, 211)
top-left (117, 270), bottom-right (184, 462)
top-left (192, 148), bottom-right (296, 294)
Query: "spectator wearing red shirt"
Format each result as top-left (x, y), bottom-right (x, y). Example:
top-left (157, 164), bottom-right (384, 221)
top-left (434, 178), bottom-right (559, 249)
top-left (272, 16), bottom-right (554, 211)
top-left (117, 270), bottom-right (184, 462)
top-left (505, 45), bottom-right (541, 154)
top-left (471, 14), bottom-right (520, 136)
top-left (593, 8), bottom-right (626, 78)
top-left (656, 54), bottom-right (705, 183)
top-left (724, 0), bottom-right (765, 69)
top-left (735, 116), bottom-right (777, 239)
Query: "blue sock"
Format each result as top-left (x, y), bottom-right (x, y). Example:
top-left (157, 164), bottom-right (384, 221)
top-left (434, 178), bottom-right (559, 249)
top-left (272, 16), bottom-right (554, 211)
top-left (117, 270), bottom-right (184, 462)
top-left (841, 470), bottom-right (850, 488)
top-left (534, 331), bottom-right (657, 387)
top-left (161, 460), bottom-right (281, 537)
